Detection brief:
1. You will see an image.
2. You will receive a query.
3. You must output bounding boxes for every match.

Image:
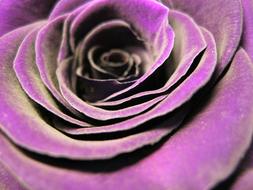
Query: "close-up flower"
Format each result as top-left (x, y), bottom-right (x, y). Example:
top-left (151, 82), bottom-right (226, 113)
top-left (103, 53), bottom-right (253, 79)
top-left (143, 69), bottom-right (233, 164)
top-left (0, 0), bottom-right (252, 189)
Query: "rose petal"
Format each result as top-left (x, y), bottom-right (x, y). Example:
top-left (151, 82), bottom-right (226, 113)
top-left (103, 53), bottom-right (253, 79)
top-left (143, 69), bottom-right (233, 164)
top-left (49, 0), bottom-right (90, 20)
top-left (57, 58), bottom-right (166, 120)
top-left (57, 3), bottom-right (90, 63)
top-left (225, 137), bottom-right (253, 189)
top-left (226, 125), bottom-right (253, 189)
top-left (231, 170), bottom-right (253, 190)
top-left (241, 0), bottom-right (253, 61)
top-left (0, 0), bottom-right (57, 37)
top-left (35, 15), bottom-right (82, 117)
top-left (14, 24), bottom-right (90, 126)
top-left (165, 0), bottom-right (243, 77)
top-left (152, 48), bottom-right (253, 189)
top-left (71, 0), bottom-right (171, 51)
top-left (0, 49), bottom-right (252, 190)
top-left (75, 19), bottom-right (147, 80)
top-left (0, 161), bottom-right (26, 190)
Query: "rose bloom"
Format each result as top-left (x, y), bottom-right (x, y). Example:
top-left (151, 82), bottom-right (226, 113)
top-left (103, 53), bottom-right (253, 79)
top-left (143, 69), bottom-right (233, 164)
top-left (0, 0), bottom-right (252, 189)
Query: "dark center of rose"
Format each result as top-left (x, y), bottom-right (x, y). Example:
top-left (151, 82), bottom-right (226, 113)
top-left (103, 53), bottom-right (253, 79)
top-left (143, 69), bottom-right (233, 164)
top-left (72, 20), bottom-right (153, 101)
top-left (87, 46), bottom-right (142, 80)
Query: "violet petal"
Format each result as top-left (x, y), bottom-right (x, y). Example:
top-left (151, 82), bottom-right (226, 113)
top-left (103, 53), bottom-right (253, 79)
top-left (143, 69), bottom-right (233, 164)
top-left (14, 25), bottom-right (90, 126)
top-left (49, 0), bottom-right (90, 20)
top-left (0, 162), bottom-right (26, 190)
top-left (0, 0), bottom-right (57, 37)
top-left (0, 49), bottom-right (253, 189)
top-left (165, 0), bottom-right (243, 77)
top-left (35, 15), bottom-right (82, 117)
top-left (241, 0), bottom-right (253, 61)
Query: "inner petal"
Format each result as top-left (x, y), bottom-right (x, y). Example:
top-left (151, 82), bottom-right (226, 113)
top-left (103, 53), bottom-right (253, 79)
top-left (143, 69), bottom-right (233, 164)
top-left (87, 46), bottom-right (141, 80)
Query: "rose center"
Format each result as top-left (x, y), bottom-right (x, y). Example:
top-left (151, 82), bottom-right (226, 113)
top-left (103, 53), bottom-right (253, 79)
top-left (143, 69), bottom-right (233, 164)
top-left (71, 20), bottom-right (154, 102)
top-left (101, 50), bottom-right (128, 65)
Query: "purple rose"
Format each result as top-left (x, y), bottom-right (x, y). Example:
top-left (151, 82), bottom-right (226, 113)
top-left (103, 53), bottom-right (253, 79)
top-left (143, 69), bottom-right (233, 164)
top-left (0, 0), bottom-right (252, 189)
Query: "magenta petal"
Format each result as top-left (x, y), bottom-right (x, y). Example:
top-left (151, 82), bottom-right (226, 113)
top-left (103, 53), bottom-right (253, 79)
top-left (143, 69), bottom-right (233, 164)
top-left (149, 49), bottom-right (253, 189)
top-left (166, 0), bottom-right (242, 77)
top-left (49, 0), bottom-right (90, 20)
top-left (229, 124), bottom-right (253, 189)
top-left (241, 0), bottom-right (253, 61)
top-left (1, 49), bottom-right (253, 190)
top-left (0, 0), bottom-right (57, 37)
top-left (14, 25), bottom-right (89, 127)
top-left (232, 170), bottom-right (253, 190)
top-left (0, 162), bottom-right (25, 190)
top-left (35, 15), bottom-right (82, 117)
top-left (71, 0), bottom-right (171, 50)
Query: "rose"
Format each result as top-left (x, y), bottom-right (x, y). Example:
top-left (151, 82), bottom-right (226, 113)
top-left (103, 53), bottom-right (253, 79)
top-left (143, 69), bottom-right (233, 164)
top-left (0, 0), bottom-right (252, 189)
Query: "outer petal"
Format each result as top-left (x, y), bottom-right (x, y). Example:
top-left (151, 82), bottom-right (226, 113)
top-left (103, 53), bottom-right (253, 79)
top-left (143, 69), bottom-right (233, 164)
top-left (154, 49), bottom-right (253, 189)
top-left (241, 0), bottom-right (253, 61)
top-left (49, 0), bottom-right (90, 19)
top-left (0, 162), bottom-right (26, 190)
top-left (232, 170), bottom-right (253, 190)
top-left (0, 49), bottom-right (253, 190)
top-left (0, 0), bottom-right (57, 37)
top-left (14, 23), bottom-right (89, 126)
top-left (165, 0), bottom-right (242, 77)
top-left (230, 124), bottom-right (253, 189)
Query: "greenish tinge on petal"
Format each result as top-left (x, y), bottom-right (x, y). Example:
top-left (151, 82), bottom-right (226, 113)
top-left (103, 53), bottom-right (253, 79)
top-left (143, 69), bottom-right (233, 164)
top-left (35, 15), bottom-right (81, 116)
top-left (14, 26), bottom-right (90, 127)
